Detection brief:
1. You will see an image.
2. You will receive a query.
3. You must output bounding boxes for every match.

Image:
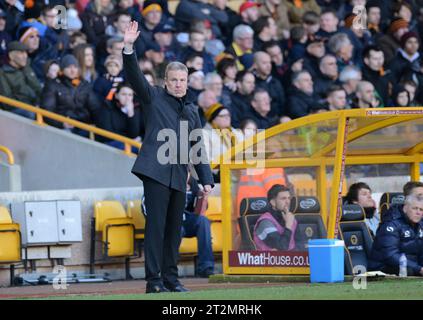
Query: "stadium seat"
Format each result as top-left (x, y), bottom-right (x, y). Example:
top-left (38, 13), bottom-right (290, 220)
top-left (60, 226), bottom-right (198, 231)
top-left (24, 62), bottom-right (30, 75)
top-left (379, 192), bottom-right (404, 222)
top-left (179, 237), bottom-right (198, 255)
top-left (238, 197), bottom-right (269, 250)
top-left (92, 201), bottom-right (135, 257)
top-left (0, 206), bottom-right (21, 263)
top-left (339, 204), bottom-right (373, 275)
top-left (291, 196), bottom-right (326, 250)
top-left (204, 196), bottom-right (222, 221)
top-left (126, 200), bottom-right (145, 240)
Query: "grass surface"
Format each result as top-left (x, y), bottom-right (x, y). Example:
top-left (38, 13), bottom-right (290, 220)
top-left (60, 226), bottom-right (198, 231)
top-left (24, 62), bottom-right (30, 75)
top-left (23, 278), bottom-right (423, 300)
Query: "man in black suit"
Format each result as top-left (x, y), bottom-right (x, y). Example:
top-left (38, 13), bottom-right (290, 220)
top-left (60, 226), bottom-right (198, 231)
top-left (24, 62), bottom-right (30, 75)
top-left (123, 21), bottom-right (214, 293)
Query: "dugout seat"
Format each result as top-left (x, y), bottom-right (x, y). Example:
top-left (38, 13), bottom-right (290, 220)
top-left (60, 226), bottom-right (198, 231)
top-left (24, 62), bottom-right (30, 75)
top-left (238, 197), bottom-right (269, 250)
top-left (379, 192), bottom-right (404, 222)
top-left (339, 204), bottom-right (373, 275)
top-left (291, 196), bottom-right (327, 250)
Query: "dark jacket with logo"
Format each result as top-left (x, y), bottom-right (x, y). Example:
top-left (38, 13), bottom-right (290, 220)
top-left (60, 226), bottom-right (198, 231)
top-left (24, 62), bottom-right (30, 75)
top-left (368, 207), bottom-right (423, 275)
top-left (123, 51), bottom-right (214, 192)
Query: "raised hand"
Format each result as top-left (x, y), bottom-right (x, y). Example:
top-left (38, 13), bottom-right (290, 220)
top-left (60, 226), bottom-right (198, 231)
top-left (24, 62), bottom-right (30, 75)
top-left (124, 21), bottom-right (140, 47)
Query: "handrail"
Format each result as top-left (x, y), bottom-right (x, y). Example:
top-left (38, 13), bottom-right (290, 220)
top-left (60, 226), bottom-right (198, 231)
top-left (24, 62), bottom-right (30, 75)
top-left (0, 145), bottom-right (15, 165)
top-left (0, 95), bottom-right (141, 156)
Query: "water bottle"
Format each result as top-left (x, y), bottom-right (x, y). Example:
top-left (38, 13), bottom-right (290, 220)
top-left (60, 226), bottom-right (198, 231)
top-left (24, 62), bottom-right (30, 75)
top-left (399, 253), bottom-right (407, 277)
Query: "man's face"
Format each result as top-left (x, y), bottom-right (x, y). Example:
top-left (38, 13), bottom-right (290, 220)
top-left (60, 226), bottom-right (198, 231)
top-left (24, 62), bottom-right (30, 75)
top-left (367, 7), bottom-right (381, 25)
top-left (187, 56), bottom-right (204, 71)
top-left (307, 41), bottom-right (325, 58)
top-left (404, 37), bottom-right (419, 55)
top-left (63, 64), bottom-right (80, 80)
top-left (328, 90), bottom-right (347, 109)
top-left (43, 8), bottom-right (58, 28)
top-left (238, 73), bottom-right (255, 95)
top-left (255, 53), bottom-right (272, 77)
top-left (9, 50), bottom-right (28, 68)
top-left (236, 33), bottom-right (254, 51)
top-left (320, 56), bottom-right (338, 78)
top-left (165, 69), bottom-right (188, 98)
top-left (0, 17), bottom-right (5, 31)
top-left (146, 50), bottom-right (165, 65)
top-left (295, 72), bottom-right (313, 94)
top-left (25, 31), bottom-right (40, 52)
top-left (404, 200), bottom-right (423, 224)
top-left (110, 41), bottom-right (124, 57)
top-left (266, 45), bottom-right (283, 65)
top-left (358, 83), bottom-right (375, 104)
top-left (242, 7), bottom-right (260, 24)
top-left (411, 187), bottom-right (423, 198)
top-left (365, 50), bottom-right (384, 71)
top-left (154, 31), bottom-right (173, 47)
top-left (252, 91), bottom-right (271, 115)
top-left (145, 9), bottom-right (162, 27)
top-left (320, 13), bottom-right (338, 33)
top-left (106, 61), bottom-right (121, 77)
top-left (356, 188), bottom-right (374, 208)
top-left (190, 32), bottom-right (206, 52)
top-left (115, 14), bottom-right (131, 34)
top-left (271, 191), bottom-right (291, 213)
top-left (189, 73), bottom-right (204, 90)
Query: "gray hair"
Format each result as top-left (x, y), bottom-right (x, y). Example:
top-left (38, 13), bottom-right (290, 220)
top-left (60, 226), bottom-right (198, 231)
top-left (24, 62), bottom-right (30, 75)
top-left (106, 36), bottom-right (124, 49)
top-left (292, 70), bottom-right (311, 85)
top-left (328, 33), bottom-right (351, 54)
top-left (203, 72), bottom-right (222, 87)
top-left (165, 62), bottom-right (188, 79)
top-left (339, 65), bottom-right (362, 83)
top-left (233, 24), bottom-right (254, 41)
top-left (404, 194), bottom-right (423, 206)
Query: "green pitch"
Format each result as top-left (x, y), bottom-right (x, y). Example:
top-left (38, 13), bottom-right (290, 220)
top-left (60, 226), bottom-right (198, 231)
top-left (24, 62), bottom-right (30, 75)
top-left (21, 278), bottom-right (423, 300)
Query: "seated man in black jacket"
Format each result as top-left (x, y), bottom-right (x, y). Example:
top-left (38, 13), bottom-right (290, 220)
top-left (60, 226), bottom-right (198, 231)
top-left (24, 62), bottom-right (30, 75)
top-left (368, 194), bottom-right (423, 276)
top-left (253, 184), bottom-right (305, 251)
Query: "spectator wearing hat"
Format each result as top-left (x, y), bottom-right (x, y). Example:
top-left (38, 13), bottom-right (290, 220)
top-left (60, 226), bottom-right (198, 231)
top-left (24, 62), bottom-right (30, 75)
top-left (243, 88), bottom-right (279, 129)
top-left (95, 82), bottom-right (143, 149)
top-left (17, 25), bottom-right (58, 83)
top-left (178, 29), bottom-right (215, 74)
top-left (252, 16), bottom-right (278, 52)
top-left (93, 54), bottom-right (125, 101)
top-left (0, 0), bottom-right (24, 35)
top-left (377, 18), bottom-right (409, 66)
top-left (287, 70), bottom-right (318, 119)
top-left (80, 0), bottom-right (114, 47)
top-left (258, 0), bottom-right (290, 40)
top-left (40, 54), bottom-right (102, 135)
top-left (175, 0), bottom-right (228, 38)
top-left (153, 21), bottom-right (180, 62)
top-left (0, 41), bottom-right (41, 119)
top-left (139, 1), bottom-right (164, 50)
top-left (226, 24), bottom-right (254, 71)
top-left (238, 0), bottom-right (261, 26)
top-left (390, 32), bottom-right (422, 86)
top-left (202, 102), bottom-right (243, 167)
top-left (362, 45), bottom-right (391, 106)
top-left (230, 70), bottom-right (255, 128)
top-left (0, 8), bottom-right (11, 65)
top-left (253, 51), bottom-right (287, 117)
top-left (144, 41), bottom-right (167, 83)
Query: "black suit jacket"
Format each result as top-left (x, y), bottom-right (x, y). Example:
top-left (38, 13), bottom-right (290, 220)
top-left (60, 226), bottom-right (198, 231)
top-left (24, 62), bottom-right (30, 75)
top-left (123, 51), bottom-right (214, 192)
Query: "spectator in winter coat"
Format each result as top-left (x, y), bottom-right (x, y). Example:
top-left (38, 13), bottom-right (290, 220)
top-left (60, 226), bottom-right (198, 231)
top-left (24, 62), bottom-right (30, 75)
top-left (313, 54), bottom-right (339, 99)
top-left (243, 88), bottom-right (279, 129)
top-left (377, 18), bottom-right (409, 66)
top-left (93, 54), bottom-right (125, 101)
top-left (287, 70), bottom-right (318, 119)
top-left (40, 54), bottom-right (102, 135)
top-left (339, 65), bottom-right (362, 107)
top-left (178, 30), bottom-right (215, 74)
top-left (225, 24), bottom-right (254, 71)
top-left (0, 41), bottom-right (41, 119)
top-left (230, 70), bottom-right (255, 128)
top-left (0, 8), bottom-right (11, 67)
top-left (354, 81), bottom-right (384, 108)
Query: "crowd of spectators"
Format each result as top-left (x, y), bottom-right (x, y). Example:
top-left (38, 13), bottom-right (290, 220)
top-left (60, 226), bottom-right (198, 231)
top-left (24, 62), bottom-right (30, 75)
top-left (1, 0), bottom-right (423, 152)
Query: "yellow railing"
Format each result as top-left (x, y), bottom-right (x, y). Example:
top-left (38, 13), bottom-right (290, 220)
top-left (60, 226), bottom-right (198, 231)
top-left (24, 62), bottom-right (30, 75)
top-left (0, 95), bottom-right (142, 156)
top-left (0, 145), bottom-right (15, 165)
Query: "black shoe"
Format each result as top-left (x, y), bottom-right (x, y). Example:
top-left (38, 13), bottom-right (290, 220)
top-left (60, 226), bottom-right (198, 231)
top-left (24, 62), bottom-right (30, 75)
top-left (164, 282), bottom-right (190, 292)
top-left (197, 268), bottom-right (214, 278)
top-left (146, 283), bottom-right (170, 294)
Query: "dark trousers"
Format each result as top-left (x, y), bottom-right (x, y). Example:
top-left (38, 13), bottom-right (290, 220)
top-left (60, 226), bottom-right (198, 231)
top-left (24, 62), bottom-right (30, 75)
top-left (182, 212), bottom-right (214, 273)
top-left (142, 175), bottom-right (186, 287)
